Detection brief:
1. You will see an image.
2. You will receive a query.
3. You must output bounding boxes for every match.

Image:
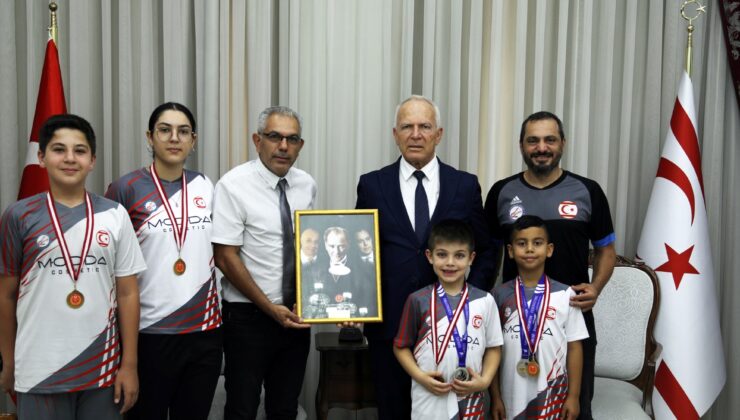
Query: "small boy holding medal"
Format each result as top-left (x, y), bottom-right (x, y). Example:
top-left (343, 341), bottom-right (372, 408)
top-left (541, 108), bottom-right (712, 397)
top-left (0, 115), bottom-right (146, 418)
top-left (394, 219), bottom-right (503, 419)
top-left (490, 215), bottom-right (588, 420)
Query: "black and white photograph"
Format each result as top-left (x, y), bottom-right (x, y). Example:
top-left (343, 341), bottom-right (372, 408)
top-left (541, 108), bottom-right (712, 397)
top-left (296, 210), bottom-right (382, 323)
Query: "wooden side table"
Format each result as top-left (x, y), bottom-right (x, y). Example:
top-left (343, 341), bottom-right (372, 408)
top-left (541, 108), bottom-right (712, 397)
top-left (314, 332), bottom-right (377, 420)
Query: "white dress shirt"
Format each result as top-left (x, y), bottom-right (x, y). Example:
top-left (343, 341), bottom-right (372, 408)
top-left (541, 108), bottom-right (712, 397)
top-left (399, 156), bottom-right (440, 230)
top-left (211, 159), bottom-right (317, 304)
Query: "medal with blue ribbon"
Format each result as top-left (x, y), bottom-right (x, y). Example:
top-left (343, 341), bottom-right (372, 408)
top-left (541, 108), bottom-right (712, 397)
top-left (514, 275), bottom-right (551, 377)
top-left (430, 282), bottom-right (470, 381)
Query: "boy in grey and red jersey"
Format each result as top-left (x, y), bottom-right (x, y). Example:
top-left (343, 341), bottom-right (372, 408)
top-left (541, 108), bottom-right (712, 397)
top-left (491, 215), bottom-right (588, 420)
top-left (0, 114), bottom-right (145, 419)
top-left (394, 220), bottom-right (503, 419)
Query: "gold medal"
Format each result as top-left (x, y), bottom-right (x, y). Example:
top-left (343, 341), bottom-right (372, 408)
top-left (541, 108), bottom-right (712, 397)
top-left (67, 290), bottom-right (85, 309)
top-left (174, 258), bottom-right (187, 275)
top-left (527, 360), bottom-right (540, 377)
top-left (516, 360), bottom-right (529, 376)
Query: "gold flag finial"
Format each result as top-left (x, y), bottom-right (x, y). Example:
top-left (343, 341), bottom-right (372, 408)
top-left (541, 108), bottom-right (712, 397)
top-left (680, 0), bottom-right (706, 77)
top-left (49, 2), bottom-right (58, 44)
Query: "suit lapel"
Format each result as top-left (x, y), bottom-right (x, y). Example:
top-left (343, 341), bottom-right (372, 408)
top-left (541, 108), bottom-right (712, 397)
top-left (430, 159), bottom-right (460, 225)
top-left (379, 159), bottom-right (416, 237)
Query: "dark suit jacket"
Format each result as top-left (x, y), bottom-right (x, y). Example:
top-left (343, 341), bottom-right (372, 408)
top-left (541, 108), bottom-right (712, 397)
top-left (355, 157), bottom-right (495, 340)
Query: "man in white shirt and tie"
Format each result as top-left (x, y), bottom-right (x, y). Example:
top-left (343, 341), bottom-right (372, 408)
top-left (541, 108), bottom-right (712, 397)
top-left (212, 106), bottom-right (316, 420)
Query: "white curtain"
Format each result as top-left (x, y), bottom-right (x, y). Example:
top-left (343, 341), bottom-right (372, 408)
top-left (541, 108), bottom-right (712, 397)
top-left (0, 0), bottom-right (737, 418)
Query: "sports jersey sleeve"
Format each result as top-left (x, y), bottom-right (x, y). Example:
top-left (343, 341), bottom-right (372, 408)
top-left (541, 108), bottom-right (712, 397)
top-left (394, 294), bottom-right (420, 349)
top-left (484, 180), bottom-right (506, 247)
top-left (491, 286), bottom-right (505, 326)
top-left (564, 288), bottom-right (589, 342)
top-left (0, 205), bottom-right (22, 276)
top-left (104, 178), bottom-right (131, 207)
top-left (587, 181), bottom-right (615, 248)
top-left (113, 205), bottom-right (147, 277)
top-left (484, 293), bottom-right (504, 348)
top-left (211, 180), bottom-right (247, 246)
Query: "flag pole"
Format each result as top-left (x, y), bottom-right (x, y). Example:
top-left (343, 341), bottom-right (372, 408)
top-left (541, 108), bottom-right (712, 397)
top-left (48, 2), bottom-right (58, 44)
top-left (680, 0), bottom-right (706, 77)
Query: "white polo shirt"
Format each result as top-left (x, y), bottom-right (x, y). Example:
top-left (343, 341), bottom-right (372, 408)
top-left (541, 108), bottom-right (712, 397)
top-left (211, 159), bottom-right (317, 304)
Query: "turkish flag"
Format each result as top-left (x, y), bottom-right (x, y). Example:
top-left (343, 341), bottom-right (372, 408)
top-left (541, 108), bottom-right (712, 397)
top-left (17, 37), bottom-right (67, 199)
top-left (636, 72), bottom-right (725, 419)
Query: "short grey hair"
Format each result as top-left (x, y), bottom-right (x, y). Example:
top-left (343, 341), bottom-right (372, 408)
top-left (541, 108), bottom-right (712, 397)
top-left (257, 106), bottom-right (303, 134)
top-left (394, 95), bottom-right (442, 128)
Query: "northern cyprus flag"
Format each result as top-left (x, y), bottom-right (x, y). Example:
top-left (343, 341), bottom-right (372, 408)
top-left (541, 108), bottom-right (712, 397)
top-left (636, 72), bottom-right (725, 419)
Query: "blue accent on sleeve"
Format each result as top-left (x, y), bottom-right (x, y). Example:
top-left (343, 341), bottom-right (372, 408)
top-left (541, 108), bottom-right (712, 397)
top-left (492, 238), bottom-right (505, 246)
top-left (592, 233), bottom-right (616, 248)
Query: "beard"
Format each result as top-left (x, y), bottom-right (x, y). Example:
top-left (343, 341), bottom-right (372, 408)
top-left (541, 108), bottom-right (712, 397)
top-left (524, 151), bottom-right (562, 175)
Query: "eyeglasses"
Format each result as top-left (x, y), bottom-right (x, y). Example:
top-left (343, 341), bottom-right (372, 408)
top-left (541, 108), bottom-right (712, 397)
top-left (154, 126), bottom-right (194, 141)
top-left (260, 132), bottom-right (302, 145)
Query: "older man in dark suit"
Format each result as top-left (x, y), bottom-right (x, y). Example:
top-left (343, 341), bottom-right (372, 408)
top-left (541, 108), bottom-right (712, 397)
top-left (355, 95), bottom-right (495, 419)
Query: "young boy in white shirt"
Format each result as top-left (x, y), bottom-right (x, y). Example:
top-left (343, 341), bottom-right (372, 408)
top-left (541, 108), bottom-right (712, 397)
top-left (491, 215), bottom-right (588, 420)
top-left (394, 219), bottom-right (503, 419)
top-left (0, 114), bottom-right (146, 419)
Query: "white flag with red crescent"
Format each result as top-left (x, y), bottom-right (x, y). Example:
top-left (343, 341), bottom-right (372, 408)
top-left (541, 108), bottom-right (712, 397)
top-left (637, 72), bottom-right (725, 419)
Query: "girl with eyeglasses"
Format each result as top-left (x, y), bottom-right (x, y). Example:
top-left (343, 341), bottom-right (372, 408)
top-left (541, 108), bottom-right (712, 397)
top-left (106, 102), bottom-right (222, 419)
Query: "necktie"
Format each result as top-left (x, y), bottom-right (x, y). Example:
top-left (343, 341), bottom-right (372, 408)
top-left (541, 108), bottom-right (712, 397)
top-left (414, 170), bottom-right (429, 244)
top-left (278, 179), bottom-right (296, 307)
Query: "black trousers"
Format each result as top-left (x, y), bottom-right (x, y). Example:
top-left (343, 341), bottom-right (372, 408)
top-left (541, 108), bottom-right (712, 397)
top-left (222, 301), bottom-right (310, 420)
top-left (367, 338), bottom-right (412, 420)
top-left (127, 328), bottom-right (223, 420)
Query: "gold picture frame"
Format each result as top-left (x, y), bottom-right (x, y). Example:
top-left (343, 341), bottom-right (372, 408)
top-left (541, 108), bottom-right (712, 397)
top-left (295, 209), bottom-right (382, 323)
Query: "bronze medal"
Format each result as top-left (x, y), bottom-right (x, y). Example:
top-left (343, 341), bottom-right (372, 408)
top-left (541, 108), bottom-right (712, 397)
top-left (67, 290), bottom-right (85, 309)
top-left (46, 193), bottom-right (94, 312)
top-left (174, 258), bottom-right (187, 275)
top-left (527, 360), bottom-right (540, 377)
top-left (150, 164), bottom-right (190, 279)
top-left (516, 360), bottom-right (529, 376)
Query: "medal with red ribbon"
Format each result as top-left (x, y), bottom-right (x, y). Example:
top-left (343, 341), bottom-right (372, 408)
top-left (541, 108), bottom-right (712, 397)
top-left (430, 282), bottom-right (470, 381)
top-left (45, 192), bottom-right (94, 309)
top-left (514, 275), bottom-right (550, 377)
top-left (150, 163), bottom-right (188, 275)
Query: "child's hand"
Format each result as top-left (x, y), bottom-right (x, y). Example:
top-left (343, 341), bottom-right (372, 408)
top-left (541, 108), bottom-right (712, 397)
top-left (418, 370), bottom-right (452, 395)
top-left (0, 364), bottom-right (14, 395)
top-left (451, 367), bottom-right (489, 396)
top-left (491, 394), bottom-right (506, 420)
top-left (561, 394), bottom-right (580, 419)
top-left (114, 364), bottom-right (139, 414)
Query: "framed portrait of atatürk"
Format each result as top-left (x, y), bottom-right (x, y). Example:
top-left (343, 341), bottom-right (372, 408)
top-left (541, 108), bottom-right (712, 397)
top-left (295, 209), bottom-right (382, 323)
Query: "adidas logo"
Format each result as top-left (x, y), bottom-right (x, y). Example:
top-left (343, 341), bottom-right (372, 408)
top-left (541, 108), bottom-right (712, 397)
top-left (511, 196), bottom-right (522, 205)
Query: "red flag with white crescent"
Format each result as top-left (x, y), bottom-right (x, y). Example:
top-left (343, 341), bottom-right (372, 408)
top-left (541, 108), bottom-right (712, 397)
top-left (17, 37), bottom-right (67, 200)
top-left (636, 72), bottom-right (725, 419)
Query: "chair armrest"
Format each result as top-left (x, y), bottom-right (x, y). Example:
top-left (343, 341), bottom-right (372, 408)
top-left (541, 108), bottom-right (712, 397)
top-left (642, 342), bottom-right (663, 415)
